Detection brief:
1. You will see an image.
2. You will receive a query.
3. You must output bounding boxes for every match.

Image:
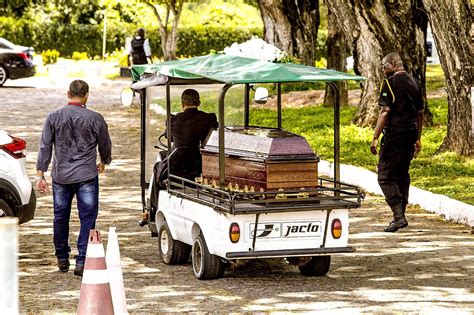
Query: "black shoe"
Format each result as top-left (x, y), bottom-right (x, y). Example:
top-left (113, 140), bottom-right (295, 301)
top-left (74, 263), bottom-right (84, 277)
top-left (384, 217), bottom-right (408, 232)
top-left (57, 259), bottom-right (70, 272)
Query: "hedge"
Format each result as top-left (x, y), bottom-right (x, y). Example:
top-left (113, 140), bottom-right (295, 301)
top-left (0, 17), bottom-right (262, 58)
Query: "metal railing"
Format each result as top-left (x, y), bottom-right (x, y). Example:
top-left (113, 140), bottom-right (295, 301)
top-left (166, 175), bottom-right (364, 215)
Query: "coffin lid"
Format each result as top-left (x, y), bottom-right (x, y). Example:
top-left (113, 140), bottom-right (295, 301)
top-left (202, 127), bottom-right (318, 161)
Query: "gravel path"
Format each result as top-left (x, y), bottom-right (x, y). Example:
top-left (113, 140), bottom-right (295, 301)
top-left (1, 72), bottom-right (473, 313)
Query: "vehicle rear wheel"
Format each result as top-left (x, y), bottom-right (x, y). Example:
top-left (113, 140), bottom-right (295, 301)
top-left (0, 199), bottom-right (14, 217)
top-left (0, 65), bottom-right (8, 86)
top-left (298, 255), bottom-right (331, 277)
top-left (158, 221), bottom-right (191, 264)
top-left (192, 234), bottom-right (224, 280)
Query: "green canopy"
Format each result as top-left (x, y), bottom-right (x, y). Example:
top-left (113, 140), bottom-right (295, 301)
top-left (131, 54), bottom-right (364, 84)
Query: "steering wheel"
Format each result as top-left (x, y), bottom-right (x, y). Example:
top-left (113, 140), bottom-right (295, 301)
top-left (155, 131), bottom-right (169, 150)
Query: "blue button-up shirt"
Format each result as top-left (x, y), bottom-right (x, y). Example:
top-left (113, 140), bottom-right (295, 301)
top-left (37, 103), bottom-right (112, 184)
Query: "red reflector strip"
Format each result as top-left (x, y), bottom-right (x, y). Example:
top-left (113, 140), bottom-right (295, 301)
top-left (16, 52), bottom-right (28, 60)
top-left (0, 136), bottom-right (26, 159)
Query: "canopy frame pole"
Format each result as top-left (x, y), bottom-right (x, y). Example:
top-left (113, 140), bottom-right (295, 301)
top-left (277, 83), bottom-right (282, 129)
top-left (327, 82), bottom-right (341, 191)
top-left (244, 83), bottom-right (250, 128)
top-left (140, 89), bottom-right (147, 209)
top-left (218, 83), bottom-right (233, 188)
top-left (166, 82), bottom-right (171, 189)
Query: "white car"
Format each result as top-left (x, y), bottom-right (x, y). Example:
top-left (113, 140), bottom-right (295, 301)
top-left (0, 130), bottom-right (36, 224)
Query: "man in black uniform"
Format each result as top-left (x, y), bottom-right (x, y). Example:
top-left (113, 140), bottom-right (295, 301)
top-left (127, 28), bottom-right (152, 65)
top-left (169, 89), bottom-right (218, 180)
top-left (370, 52), bottom-right (424, 232)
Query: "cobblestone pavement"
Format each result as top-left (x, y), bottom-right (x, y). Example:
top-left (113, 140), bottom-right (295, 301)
top-left (1, 73), bottom-right (473, 314)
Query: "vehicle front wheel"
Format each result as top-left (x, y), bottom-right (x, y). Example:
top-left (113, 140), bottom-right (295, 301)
top-left (298, 255), bottom-right (331, 277)
top-left (0, 199), bottom-right (14, 217)
top-left (158, 221), bottom-right (191, 264)
top-left (192, 234), bottom-right (224, 280)
top-left (0, 65), bottom-right (8, 86)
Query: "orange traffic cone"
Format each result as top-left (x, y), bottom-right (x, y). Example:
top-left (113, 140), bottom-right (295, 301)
top-left (106, 227), bottom-right (128, 314)
top-left (77, 229), bottom-right (114, 315)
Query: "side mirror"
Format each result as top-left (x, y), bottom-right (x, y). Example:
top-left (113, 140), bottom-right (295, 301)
top-left (254, 87), bottom-right (268, 104)
top-left (120, 88), bottom-right (134, 107)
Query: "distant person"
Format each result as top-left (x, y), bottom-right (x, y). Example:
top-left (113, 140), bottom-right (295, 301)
top-left (36, 80), bottom-right (112, 277)
top-left (370, 52), bottom-right (423, 232)
top-left (127, 28), bottom-right (152, 65)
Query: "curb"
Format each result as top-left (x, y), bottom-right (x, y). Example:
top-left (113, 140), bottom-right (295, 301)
top-left (319, 160), bottom-right (474, 228)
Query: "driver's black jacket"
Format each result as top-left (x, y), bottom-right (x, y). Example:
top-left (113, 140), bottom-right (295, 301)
top-left (169, 108), bottom-right (218, 180)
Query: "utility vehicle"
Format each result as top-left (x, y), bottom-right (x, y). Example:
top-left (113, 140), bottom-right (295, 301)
top-left (126, 54), bottom-right (365, 279)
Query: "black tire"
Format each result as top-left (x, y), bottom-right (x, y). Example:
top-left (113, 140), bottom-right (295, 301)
top-left (0, 199), bottom-right (14, 217)
top-left (192, 234), bottom-right (225, 280)
top-left (0, 65), bottom-right (8, 86)
top-left (158, 222), bottom-right (191, 265)
top-left (298, 255), bottom-right (331, 277)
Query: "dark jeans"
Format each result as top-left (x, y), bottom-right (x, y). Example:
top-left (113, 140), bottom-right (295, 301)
top-left (52, 176), bottom-right (99, 265)
top-left (377, 129), bottom-right (418, 212)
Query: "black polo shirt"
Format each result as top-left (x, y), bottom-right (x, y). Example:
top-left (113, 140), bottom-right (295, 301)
top-left (379, 71), bottom-right (423, 131)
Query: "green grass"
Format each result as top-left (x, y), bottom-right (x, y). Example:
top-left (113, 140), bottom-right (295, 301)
top-left (426, 64), bottom-right (446, 91)
top-left (248, 98), bottom-right (473, 205)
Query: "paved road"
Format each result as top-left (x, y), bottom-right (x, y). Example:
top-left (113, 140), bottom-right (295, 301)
top-left (1, 74), bottom-right (473, 313)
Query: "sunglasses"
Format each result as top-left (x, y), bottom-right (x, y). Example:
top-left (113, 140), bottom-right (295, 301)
top-left (382, 62), bottom-right (391, 70)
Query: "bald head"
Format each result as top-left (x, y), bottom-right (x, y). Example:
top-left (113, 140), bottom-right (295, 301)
top-left (382, 52), bottom-right (404, 75)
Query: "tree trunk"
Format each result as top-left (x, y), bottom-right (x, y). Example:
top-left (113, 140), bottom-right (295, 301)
top-left (145, 1), bottom-right (183, 61)
top-left (258, 0), bottom-right (319, 65)
top-left (325, 0), bottom-right (432, 127)
top-left (424, 0), bottom-right (473, 155)
top-left (324, 6), bottom-right (348, 106)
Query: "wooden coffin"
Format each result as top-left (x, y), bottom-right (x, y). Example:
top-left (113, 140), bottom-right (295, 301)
top-left (201, 127), bottom-right (319, 191)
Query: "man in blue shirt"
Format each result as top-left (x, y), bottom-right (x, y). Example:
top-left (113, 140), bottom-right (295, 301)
top-left (36, 79), bottom-right (112, 276)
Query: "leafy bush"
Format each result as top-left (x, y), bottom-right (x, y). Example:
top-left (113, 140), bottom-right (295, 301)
top-left (41, 49), bottom-right (60, 64)
top-left (72, 51), bottom-right (89, 60)
top-left (0, 16), bottom-right (262, 59)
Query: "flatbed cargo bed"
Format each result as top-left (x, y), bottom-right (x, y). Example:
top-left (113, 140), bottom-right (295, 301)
top-left (167, 175), bottom-right (364, 215)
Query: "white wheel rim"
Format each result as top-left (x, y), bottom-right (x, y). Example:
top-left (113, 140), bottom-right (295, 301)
top-left (160, 229), bottom-right (169, 254)
top-left (193, 240), bottom-right (203, 275)
top-left (0, 67), bottom-right (6, 84)
top-left (0, 210), bottom-right (6, 217)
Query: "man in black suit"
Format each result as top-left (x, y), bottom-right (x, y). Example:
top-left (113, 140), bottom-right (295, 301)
top-left (169, 89), bottom-right (218, 180)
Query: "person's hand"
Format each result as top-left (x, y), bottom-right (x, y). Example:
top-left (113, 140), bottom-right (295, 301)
top-left (36, 177), bottom-right (49, 194)
top-left (370, 138), bottom-right (378, 155)
top-left (414, 139), bottom-right (422, 158)
top-left (97, 162), bottom-right (105, 174)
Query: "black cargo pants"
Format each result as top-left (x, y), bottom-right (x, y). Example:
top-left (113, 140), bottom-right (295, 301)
top-left (377, 129), bottom-right (418, 212)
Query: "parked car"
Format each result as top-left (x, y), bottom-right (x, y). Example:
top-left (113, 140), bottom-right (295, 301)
top-left (0, 38), bottom-right (36, 86)
top-left (0, 130), bottom-right (36, 224)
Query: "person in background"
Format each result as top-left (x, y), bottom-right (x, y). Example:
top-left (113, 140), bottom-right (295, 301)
top-left (127, 27), bottom-right (152, 65)
top-left (370, 52), bottom-right (423, 233)
top-left (36, 79), bottom-right (112, 277)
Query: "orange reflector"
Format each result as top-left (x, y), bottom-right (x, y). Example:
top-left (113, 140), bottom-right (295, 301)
top-left (331, 219), bottom-right (342, 239)
top-left (229, 223), bottom-right (240, 243)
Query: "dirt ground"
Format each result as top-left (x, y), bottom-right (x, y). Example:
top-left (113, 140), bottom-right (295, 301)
top-left (1, 72), bottom-right (473, 314)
